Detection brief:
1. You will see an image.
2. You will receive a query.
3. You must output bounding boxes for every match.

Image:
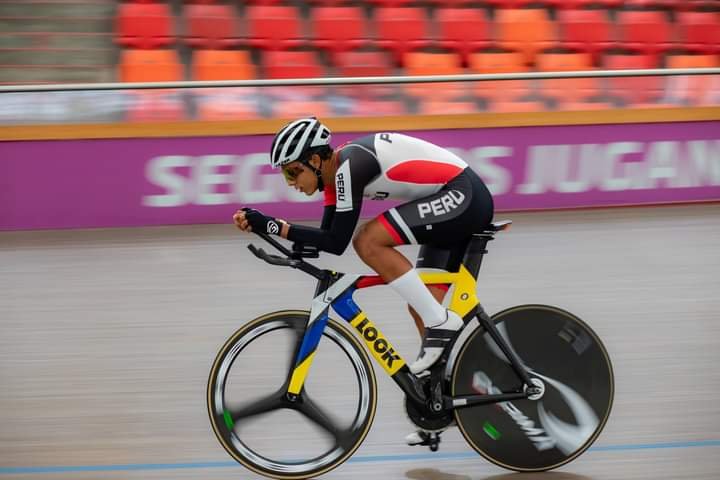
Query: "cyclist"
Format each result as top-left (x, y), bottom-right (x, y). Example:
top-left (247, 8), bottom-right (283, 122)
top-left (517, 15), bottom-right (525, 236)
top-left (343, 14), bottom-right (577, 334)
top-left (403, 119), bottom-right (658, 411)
top-left (233, 117), bottom-right (494, 444)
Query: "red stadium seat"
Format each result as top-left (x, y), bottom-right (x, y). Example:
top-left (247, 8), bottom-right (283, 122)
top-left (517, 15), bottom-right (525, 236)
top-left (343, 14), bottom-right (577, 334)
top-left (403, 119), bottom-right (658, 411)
top-left (333, 50), bottom-right (395, 98)
top-left (374, 7), bottom-right (432, 65)
top-left (334, 50), bottom-right (393, 78)
top-left (191, 50), bottom-right (256, 81)
top-left (240, 0), bottom-right (285, 4)
top-left (495, 8), bottom-right (557, 65)
top-left (677, 11), bottom-right (720, 54)
top-left (484, 0), bottom-right (609, 9)
top-left (119, 49), bottom-right (183, 82)
top-left (535, 52), bottom-right (600, 104)
top-left (421, 0), bottom-right (479, 6)
top-left (553, 0), bottom-right (623, 7)
top-left (244, 6), bottom-right (305, 50)
top-left (557, 9), bottom-right (615, 62)
top-left (183, 4), bottom-right (240, 49)
top-left (615, 10), bottom-right (677, 62)
top-left (263, 50), bottom-right (324, 79)
top-left (115, 2), bottom-right (174, 49)
top-left (311, 7), bottom-right (369, 54)
top-left (675, 0), bottom-right (720, 10)
top-left (365, 0), bottom-right (413, 7)
top-left (403, 52), bottom-right (467, 100)
top-left (435, 8), bottom-right (492, 64)
top-left (603, 53), bottom-right (665, 106)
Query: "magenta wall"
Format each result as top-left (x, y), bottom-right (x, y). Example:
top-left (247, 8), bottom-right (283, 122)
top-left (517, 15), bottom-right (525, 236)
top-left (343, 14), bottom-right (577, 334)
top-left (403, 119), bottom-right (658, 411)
top-left (1, 122), bottom-right (719, 230)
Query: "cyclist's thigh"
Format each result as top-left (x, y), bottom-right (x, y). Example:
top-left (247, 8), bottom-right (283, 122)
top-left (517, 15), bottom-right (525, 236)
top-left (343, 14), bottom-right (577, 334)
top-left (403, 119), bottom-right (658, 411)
top-left (379, 168), bottom-right (494, 248)
top-left (416, 244), bottom-right (467, 273)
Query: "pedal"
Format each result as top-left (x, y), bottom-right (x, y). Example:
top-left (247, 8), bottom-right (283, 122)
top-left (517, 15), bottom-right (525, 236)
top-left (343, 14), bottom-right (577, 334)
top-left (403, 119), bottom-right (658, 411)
top-left (414, 431), bottom-right (442, 452)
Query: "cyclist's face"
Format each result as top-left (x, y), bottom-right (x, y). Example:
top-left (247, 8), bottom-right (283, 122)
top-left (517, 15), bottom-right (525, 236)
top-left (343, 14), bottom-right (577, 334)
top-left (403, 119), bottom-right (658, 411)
top-left (281, 162), bottom-right (316, 195)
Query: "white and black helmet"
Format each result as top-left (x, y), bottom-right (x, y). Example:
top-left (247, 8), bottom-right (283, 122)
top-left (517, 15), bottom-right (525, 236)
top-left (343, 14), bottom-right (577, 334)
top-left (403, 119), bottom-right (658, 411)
top-left (270, 117), bottom-right (332, 168)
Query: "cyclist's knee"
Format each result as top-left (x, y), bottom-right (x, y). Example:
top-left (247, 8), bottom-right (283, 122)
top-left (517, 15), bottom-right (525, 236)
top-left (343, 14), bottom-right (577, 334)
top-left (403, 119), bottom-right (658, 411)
top-left (353, 221), bottom-right (389, 260)
top-left (353, 225), bottom-right (376, 260)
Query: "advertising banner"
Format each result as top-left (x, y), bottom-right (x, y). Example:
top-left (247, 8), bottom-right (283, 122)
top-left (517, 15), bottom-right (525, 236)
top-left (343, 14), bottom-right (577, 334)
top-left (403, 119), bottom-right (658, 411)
top-left (1, 121), bottom-right (719, 230)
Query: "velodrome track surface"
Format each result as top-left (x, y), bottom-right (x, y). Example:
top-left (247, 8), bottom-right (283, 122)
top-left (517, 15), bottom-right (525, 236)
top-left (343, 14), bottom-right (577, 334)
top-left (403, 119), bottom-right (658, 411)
top-left (1, 203), bottom-right (719, 480)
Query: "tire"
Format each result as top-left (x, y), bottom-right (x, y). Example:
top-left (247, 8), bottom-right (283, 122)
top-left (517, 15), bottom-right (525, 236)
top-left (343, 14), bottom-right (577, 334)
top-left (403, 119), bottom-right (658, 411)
top-left (451, 305), bottom-right (614, 472)
top-left (207, 310), bottom-right (377, 480)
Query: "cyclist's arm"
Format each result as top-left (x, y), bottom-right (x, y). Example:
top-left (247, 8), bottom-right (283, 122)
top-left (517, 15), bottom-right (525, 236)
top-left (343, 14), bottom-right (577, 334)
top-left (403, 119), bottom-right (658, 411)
top-left (285, 145), bottom-right (380, 255)
top-left (285, 208), bottom-right (360, 255)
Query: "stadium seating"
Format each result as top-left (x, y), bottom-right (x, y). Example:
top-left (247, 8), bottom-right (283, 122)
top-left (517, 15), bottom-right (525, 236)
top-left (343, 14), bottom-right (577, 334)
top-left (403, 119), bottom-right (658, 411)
top-left (614, 10), bottom-right (676, 62)
top-left (183, 3), bottom-right (240, 49)
top-left (535, 52), bottom-right (600, 104)
top-left (191, 50), bottom-right (256, 81)
top-left (263, 50), bottom-right (324, 79)
top-left (665, 54), bottom-right (720, 105)
top-left (557, 9), bottom-right (615, 63)
top-left (374, 7), bottom-right (432, 65)
top-left (310, 6), bottom-right (369, 54)
top-left (115, 2), bottom-right (174, 49)
top-left (93, 0), bottom-right (718, 115)
top-left (332, 50), bottom-right (396, 99)
top-left (244, 5), bottom-right (305, 50)
top-left (403, 52), bottom-right (467, 101)
top-left (435, 8), bottom-right (492, 65)
top-left (119, 49), bottom-right (183, 82)
top-left (676, 11), bottom-right (720, 54)
top-left (495, 8), bottom-right (556, 65)
top-left (468, 51), bottom-right (533, 108)
top-left (603, 53), bottom-right (666, 106)
top-left (263, 50), bottom-right (327, 98)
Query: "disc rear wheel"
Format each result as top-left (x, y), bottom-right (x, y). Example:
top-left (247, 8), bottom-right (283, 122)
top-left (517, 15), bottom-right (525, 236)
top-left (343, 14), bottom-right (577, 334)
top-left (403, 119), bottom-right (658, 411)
top-left (451, 305), bottom-right (614, 472)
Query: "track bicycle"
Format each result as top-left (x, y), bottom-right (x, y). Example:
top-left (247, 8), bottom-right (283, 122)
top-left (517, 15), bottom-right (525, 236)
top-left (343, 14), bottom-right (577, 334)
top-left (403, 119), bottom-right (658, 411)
top-left (207, 220), bottom-right (614, 479)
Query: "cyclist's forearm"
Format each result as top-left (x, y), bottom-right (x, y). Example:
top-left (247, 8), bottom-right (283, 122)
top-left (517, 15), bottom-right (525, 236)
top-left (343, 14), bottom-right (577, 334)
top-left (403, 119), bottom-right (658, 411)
top-left (286, 224), bottom-right (350, 255)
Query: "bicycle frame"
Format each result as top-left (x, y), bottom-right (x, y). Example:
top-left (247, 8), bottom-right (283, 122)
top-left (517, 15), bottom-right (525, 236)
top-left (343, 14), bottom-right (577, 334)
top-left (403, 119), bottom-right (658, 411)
top-left (247, 230), bottom-right (537, 413)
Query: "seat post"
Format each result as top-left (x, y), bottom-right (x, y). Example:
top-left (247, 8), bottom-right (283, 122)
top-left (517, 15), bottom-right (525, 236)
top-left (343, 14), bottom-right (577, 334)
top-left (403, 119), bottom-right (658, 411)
top-left (462, 233), bottom-right (494, 279)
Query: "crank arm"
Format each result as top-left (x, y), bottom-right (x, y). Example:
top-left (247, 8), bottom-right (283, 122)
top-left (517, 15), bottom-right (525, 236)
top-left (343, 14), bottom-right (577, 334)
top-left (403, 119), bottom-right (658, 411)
top-left (445, 391), bottom-right (528, 410)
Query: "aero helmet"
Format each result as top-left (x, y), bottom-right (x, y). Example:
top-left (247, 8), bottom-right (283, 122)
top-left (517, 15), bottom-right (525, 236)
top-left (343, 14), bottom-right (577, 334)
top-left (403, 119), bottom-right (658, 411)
top-left (270, 117), bottom-right (332, 168)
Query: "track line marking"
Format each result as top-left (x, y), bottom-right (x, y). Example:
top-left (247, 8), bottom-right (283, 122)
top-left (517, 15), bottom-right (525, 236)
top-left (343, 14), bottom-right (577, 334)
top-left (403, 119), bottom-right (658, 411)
top-left (1, 440), bottom-right (719, 474)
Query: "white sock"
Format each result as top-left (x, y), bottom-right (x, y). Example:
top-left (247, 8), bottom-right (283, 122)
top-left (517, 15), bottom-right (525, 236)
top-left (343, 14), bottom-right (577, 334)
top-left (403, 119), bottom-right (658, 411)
top-left (388, 268), bottom-right (446, 328)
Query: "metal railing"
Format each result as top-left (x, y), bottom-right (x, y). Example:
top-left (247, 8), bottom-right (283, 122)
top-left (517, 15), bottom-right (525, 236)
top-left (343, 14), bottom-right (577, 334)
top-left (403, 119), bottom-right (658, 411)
top-left (1, 68), bottom-right (719, 93)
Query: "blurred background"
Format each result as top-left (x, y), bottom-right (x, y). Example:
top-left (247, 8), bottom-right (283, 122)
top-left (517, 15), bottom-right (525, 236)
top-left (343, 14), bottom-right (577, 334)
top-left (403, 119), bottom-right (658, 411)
top-left (1, 0), bottom-right (719, 479)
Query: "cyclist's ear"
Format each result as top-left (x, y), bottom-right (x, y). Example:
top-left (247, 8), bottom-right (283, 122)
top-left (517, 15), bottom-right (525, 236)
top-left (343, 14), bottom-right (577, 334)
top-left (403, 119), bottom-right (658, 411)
top-left (308, 154), bottom-right (322, 170)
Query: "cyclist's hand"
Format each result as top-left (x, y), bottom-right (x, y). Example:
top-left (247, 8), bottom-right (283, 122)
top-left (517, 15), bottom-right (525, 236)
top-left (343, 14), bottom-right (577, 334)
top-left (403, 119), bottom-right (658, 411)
top-left (233, 209), bottom-right (251, 232)
top-left (234, 207), bottom-right (283, 236)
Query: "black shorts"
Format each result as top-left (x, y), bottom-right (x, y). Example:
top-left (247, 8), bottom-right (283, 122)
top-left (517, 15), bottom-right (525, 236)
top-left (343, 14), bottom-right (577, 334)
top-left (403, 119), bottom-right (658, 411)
top-left (378, 167), bottom-right (494, 272)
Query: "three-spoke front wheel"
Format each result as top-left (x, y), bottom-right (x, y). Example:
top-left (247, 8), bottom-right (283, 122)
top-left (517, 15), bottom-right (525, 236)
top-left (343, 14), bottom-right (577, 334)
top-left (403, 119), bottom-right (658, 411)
top-left (207, 310), bottom-right (377, 480)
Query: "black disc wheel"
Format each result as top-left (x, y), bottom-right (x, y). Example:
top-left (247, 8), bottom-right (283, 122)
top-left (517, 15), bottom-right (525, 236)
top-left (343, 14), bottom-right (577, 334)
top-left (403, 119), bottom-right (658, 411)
top-left (451, 305), bottom-right (614, 472)
top-left (207, 310), bottom-right (377, 479)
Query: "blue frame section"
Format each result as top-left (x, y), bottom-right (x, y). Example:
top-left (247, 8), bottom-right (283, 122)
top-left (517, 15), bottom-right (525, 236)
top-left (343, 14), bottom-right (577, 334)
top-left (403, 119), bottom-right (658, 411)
top-left (331, 287), bottom-right (361, 321)
top-left (293, 310), bottom-right (329, 364)
top-left (291, 284), bottom-right (360, 366)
